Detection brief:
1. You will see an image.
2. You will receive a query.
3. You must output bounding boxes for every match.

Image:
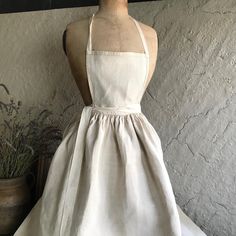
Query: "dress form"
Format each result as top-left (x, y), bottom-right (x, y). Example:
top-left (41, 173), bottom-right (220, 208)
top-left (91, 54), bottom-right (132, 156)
top-left (63, 0), bottom-right (158, 105)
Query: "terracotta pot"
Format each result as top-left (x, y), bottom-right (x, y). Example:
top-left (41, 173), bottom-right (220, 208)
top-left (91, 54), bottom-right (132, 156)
top-left (0, 175), bottom-right (31, 235)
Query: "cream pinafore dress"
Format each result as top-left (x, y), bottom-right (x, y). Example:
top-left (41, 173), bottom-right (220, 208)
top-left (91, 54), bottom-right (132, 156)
top-left (14, 13), bottom-right (207, 236)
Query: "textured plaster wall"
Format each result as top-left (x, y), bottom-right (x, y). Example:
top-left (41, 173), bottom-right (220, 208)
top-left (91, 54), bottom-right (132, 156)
top-left (0, 1), bottom-right (236, 235)
top-left (142, 1), bottom-right (236, 236)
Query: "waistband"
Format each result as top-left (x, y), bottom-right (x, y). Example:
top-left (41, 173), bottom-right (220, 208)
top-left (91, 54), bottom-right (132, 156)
top-left (87, 103), bottom-right (142, 115)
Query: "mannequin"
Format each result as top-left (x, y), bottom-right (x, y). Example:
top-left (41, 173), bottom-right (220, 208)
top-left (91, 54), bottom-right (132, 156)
top-left (63, 0), bottom-right (158, 106)
top-left (62, 3), bottom-right (208, 235)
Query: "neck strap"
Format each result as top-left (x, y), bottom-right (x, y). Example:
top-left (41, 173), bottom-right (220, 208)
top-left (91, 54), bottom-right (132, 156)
top-left (87, 13), bottom-right (149, 56)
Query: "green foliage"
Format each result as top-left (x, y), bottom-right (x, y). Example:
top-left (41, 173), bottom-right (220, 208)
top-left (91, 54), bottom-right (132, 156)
top-left (0, 84), bottom-right (62, 179)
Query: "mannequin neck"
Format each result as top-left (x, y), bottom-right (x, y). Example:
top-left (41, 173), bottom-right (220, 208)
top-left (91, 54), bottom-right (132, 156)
top-left (96, 0), bottom-right (129, 19)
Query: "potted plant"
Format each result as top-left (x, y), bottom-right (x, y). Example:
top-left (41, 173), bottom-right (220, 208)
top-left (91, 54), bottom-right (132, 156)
top-left (0, 83), bottom-right (63, 235)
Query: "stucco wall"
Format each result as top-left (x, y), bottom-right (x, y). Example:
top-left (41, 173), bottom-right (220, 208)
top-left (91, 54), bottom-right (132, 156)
top-left (1, 1), bottom-right (236, 235)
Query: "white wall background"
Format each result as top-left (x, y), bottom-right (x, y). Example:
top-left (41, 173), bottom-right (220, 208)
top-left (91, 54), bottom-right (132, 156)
top-left (1, 1), bottom-right (236, 235)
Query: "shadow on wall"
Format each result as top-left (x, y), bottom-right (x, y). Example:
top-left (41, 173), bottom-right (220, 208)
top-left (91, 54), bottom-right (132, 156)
top-left (0, 0), bottom-right (160, 13)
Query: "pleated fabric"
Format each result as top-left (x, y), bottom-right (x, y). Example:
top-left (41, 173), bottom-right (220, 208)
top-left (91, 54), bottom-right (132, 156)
top-left (14, 13), bottom-right (207, 236)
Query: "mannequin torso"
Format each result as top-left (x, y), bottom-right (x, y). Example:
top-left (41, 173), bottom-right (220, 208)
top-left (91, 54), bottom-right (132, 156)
top-left (63, 11), bottom-right (158, 106)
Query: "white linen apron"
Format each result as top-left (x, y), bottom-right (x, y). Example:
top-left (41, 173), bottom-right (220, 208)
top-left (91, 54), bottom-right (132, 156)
top-left (14, 13), bottom-right (207, 236)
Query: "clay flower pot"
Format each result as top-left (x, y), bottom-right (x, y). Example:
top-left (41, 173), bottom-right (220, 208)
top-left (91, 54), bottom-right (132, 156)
top-left (0, 175), bottom-right (31, 235)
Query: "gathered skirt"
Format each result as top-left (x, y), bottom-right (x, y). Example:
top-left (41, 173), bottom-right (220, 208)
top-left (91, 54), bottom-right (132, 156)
top-left (14, 105), bottom-right (206, 236)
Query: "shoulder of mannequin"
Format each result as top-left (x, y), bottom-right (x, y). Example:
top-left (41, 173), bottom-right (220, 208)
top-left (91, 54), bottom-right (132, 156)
top-left (66, 16), bottom-right (90, 33)
top-left (135, 19), bottom-right (158, 41)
